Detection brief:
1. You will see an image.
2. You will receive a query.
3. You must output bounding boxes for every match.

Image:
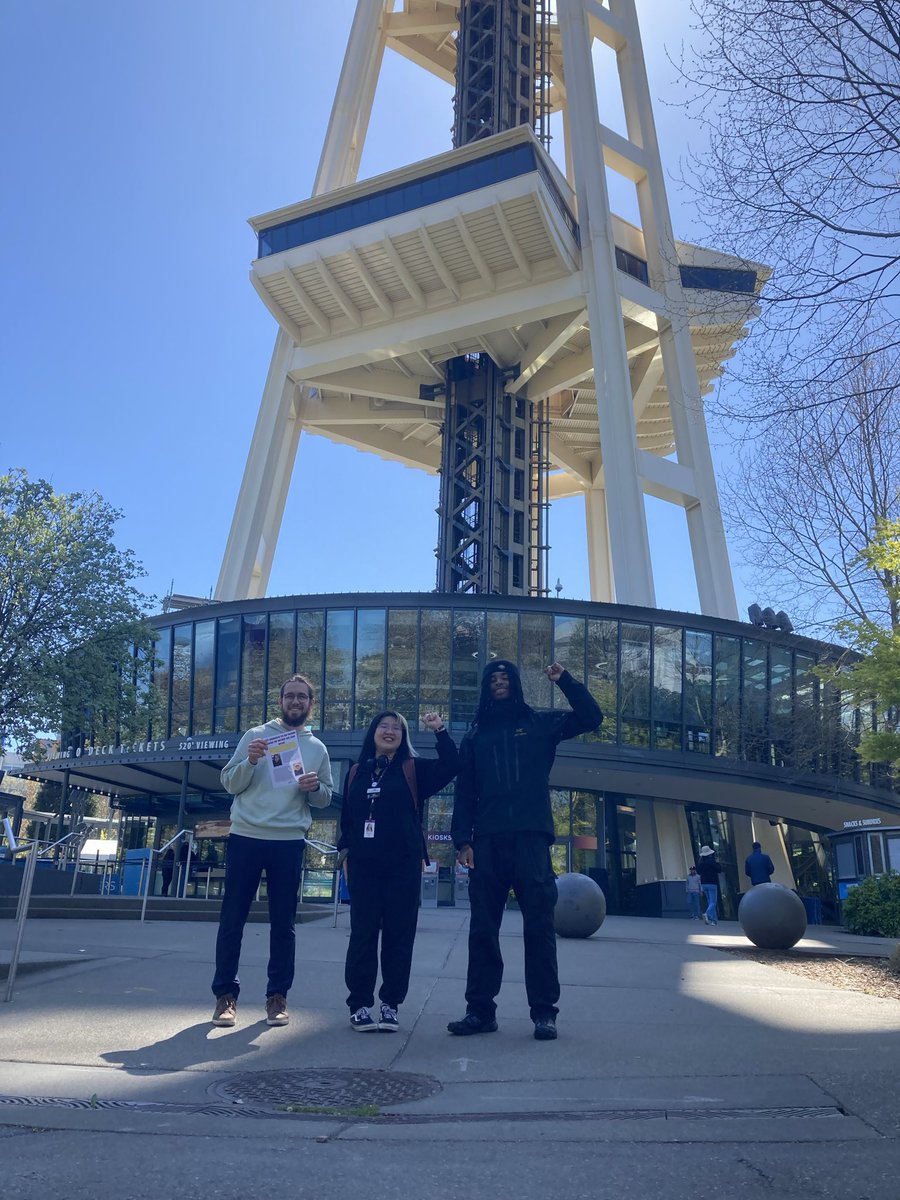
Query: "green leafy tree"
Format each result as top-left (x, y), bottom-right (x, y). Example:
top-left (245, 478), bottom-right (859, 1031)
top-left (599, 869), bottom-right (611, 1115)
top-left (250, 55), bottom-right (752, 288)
top-left (831, 519), bottom-right (900, 766)
top-left (0, 468), bottom-right (159, 748)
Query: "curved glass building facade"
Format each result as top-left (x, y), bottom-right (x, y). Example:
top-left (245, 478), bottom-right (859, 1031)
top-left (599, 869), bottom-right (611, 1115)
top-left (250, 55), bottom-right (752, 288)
top-left (29, 593), bottom-right (900, 918)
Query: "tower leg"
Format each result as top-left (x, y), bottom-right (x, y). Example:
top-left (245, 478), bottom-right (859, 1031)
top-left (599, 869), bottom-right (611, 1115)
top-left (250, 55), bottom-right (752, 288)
top-left (614, 0), bottom-right (737, 619)
top-left (557, 0), bottom-right (655, 607)
top-left (217, 0), bottom-right (390, 601)
top-left (584, 485), bottom-right (614, 603)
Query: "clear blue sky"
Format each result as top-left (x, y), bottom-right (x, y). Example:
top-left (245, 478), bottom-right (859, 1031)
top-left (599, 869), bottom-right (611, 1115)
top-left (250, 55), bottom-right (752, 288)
top-left (1, 1), bottom-right (749, 617)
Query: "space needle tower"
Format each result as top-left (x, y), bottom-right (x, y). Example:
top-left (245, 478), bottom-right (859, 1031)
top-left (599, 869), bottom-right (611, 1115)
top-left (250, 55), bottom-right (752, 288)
top-left (216, 0), bottom-right (762, 615)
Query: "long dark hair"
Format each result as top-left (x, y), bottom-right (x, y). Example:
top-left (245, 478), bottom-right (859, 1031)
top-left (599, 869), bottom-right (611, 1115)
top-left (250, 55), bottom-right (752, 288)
top-left (357, 710), bottom-right (418, 765)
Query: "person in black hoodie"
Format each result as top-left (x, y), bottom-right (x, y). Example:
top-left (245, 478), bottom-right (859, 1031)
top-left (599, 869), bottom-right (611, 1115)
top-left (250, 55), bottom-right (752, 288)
top-left (448, 660), bottom-right (602, 1041)
top-left (339, 709), bottom-right (458, 1032)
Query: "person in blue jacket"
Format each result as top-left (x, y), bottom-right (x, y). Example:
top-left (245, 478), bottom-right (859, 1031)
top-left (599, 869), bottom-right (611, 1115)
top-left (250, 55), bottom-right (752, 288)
top-left (448, 660), bottom-right (602, 1042)
top-left (745, 841), bottom-right (775, 885)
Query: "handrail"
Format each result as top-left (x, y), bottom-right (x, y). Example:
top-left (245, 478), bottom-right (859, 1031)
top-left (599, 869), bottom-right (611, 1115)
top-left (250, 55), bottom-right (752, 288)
top-left (305, 839), bottom-right (345, 927)
top-left (2, 825), bottom-right (88, 1003)
top-left (140, 830), bottom-right (192, 924)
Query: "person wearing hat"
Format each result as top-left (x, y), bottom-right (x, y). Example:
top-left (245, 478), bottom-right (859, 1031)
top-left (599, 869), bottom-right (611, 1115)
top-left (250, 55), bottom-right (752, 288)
top-left (697, 845), bottom-right (721, 925)
top-left (448, 659), bottom-right (602, 1041)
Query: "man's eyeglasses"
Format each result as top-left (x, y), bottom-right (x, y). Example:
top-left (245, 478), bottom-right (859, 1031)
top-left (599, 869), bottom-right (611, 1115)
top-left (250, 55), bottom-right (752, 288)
top-left (282, 692), bottom-right (311, 702)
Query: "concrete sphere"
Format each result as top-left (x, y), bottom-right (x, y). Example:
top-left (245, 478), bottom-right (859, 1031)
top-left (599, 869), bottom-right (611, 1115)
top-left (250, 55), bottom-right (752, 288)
top-left (738, 883), bottom-right (807, 949)
top-left (554, 872), bottom-right (607, 938)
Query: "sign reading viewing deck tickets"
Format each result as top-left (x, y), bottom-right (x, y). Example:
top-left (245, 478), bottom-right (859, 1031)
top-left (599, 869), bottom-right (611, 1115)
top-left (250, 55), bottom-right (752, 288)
top-left (264, 730), bottom-right (305, 787)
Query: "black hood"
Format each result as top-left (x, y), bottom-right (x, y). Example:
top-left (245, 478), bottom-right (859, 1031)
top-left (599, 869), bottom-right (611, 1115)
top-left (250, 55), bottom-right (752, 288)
top-left (474, 660), bottom-right (531, 725)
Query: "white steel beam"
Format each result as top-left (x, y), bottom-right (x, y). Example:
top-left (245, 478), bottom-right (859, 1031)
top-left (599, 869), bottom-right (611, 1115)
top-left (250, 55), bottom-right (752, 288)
top-left (558, 0), bottom-right (655, 606)
top-left (218, 0), bottom-right (390, 600)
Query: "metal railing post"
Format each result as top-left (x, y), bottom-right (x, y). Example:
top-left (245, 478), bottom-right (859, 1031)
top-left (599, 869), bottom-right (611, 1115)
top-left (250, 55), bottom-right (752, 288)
top-left (5, 843), bottom-right (39, 1002)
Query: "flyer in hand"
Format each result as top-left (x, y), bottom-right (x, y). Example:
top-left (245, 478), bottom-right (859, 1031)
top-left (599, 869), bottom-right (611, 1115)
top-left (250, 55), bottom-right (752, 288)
top-left (264, 730), bottom-right (305, 788)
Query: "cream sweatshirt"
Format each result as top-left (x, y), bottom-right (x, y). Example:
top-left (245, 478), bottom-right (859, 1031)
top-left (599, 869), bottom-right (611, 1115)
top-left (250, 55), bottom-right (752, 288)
top-left (221, 719), bottom-right (333, 841)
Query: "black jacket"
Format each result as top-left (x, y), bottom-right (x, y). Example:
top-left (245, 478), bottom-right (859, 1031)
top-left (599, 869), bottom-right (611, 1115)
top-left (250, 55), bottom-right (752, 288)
top-left (339, 730), bottom-right (458, 866)
top-left (451, 671), bottom-right (602, 847)
top-left (697, 856), bottom-right (720, 886)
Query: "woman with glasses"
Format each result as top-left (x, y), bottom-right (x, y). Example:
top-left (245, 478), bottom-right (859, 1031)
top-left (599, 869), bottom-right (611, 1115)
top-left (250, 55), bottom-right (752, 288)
top-left (339, 709), bottom-right (458, 1031)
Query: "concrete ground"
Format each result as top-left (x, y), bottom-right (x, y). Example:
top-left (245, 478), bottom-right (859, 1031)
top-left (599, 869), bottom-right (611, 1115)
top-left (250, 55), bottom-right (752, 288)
top-left (1, 907), bottom-right (898, 1200)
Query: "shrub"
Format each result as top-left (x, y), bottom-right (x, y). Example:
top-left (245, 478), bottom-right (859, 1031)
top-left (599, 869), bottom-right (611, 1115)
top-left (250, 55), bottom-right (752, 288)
top-left (842, 872), bottom-right (900, 938)
top-left (888, 945), bottom-right (900, 977)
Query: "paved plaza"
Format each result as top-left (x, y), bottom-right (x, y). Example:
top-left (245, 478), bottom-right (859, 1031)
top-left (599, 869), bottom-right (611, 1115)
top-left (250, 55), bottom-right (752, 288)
top-left (1, 907), bottom-right (898, 1199)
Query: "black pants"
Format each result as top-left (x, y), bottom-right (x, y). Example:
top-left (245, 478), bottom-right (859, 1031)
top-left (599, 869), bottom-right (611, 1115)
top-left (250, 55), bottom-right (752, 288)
top-left (211, 833), bottom-right (304, 1000)
top-left (344, 858), bottom-right (421, 1011)
top-left (465, 831), bottom-right (559, 1022)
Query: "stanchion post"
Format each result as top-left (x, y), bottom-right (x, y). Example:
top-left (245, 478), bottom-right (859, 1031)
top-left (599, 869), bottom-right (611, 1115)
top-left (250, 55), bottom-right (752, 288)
top-left (5, 843), bottom-right (39, 1003)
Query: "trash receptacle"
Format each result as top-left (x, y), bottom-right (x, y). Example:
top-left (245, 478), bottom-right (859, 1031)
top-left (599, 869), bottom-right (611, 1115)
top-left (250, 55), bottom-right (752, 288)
top-left (801, 896), bottom-right (822, 925)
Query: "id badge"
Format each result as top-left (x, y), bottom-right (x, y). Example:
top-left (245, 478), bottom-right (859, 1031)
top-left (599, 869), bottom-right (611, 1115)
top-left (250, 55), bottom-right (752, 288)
top-left (364, 820), bottom-right (376, 839)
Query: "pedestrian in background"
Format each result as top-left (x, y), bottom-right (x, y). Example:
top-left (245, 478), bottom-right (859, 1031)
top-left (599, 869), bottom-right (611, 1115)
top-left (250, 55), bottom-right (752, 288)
top-left (685, 864), bottom-right (702, 919)
top-left (697, 845), bottom-right (720, 926)
top-left (745, 841), bottom-right (775, 886)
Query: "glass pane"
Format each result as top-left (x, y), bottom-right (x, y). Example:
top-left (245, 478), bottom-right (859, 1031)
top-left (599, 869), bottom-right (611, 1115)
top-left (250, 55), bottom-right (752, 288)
top-left (324, 609), bottom-right (354, 731)
top-left (620, 623), bottom-right (651, 746)
top-left (266, 612), bottom-right (295, 719)
top-left (714, 635), bottom-right (740, 758)
top-left (794, 651), bottom-right (819, 771)
top-left (486, 610), bottom-right (518, 663)
top-left (215, 617), bottom-right (240, 734)
top-left (170, 624), bottom-right (192, 737)
top-left (652, 626), bottom-right (682, 750)
top-left (151, 626), bottom-right (172, 739)
top-left (419, 608), bottom-right (451, 724)
top-left (355, 609), bottom-right (386, 729)
top-left (239, 614), bottom-right (267, 730)
top-left (684, 630), bottom-right (712, 754)
top-left (769, 645), bottom-right (792, 767)
top-left (387, 609), bottom-right (418, 727)
top-left (521, 612), bottom-right (552, 708)
top-left (296, 610), bottom-right (324, 723)
top-left (553, 615), bottom-right (586, 703)
top-left (551, 788), bottom-right (571, 839)
top-left (192, 620), bottom-right (215, 736)
top-left (870, 834), bottom-right (885, 875)
top-left (742, 639), bottom-right (768, 763)
top-left (586, 619), bottom-right (617, 743)
top-left (451, 609), bottom-right (484, 731)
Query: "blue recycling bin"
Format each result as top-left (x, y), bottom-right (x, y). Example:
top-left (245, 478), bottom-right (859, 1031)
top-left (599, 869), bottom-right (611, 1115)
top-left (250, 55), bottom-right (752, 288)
top-left (800, 896), bottom-right (822, 925)
top-left (122, 848), bottom-right (153, 895)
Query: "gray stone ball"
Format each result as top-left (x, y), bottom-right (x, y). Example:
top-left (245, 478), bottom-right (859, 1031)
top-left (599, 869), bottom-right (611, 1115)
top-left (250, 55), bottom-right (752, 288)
top-left (738, 883), bottom-right (807, 949)
top-left (554, 872), bottom-right (606, 938)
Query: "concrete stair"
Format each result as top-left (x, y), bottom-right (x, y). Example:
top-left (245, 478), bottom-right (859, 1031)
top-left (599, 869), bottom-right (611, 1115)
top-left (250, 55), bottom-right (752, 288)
top-left (0, 894), bottom-right (335, 923)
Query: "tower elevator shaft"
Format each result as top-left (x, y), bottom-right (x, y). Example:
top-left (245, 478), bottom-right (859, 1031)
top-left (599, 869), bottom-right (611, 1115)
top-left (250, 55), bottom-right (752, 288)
top-left (436, 0), bottom-right (550, 596)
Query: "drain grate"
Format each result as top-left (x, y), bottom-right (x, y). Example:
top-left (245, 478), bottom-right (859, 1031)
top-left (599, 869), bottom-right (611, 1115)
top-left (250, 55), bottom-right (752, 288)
top-left (212, 1068), bottom-right (442, 1110)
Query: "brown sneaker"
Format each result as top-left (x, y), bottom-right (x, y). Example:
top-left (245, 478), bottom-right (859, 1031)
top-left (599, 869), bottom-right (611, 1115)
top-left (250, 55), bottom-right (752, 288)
top-left (212, 994), bottom-right (237, 1027)
top-left (266, 993), bottom-right (289, 1026)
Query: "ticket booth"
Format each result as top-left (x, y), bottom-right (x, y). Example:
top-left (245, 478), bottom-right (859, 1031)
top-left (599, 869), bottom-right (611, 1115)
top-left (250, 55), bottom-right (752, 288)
top-left (830, 820), bottom-right (900, 900)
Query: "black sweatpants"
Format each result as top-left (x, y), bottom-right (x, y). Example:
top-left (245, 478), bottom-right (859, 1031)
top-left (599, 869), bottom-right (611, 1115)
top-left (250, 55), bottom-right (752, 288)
top-left (465, 831), bottom-right (559, 1022)
top-left (344, 858), bottom-right (421, 1011)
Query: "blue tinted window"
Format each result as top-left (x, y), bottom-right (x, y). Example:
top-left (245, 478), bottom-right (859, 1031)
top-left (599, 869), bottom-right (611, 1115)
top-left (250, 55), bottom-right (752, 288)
top-left (680, 265), bottom-right (756, 293)
top-left (256, 142), bottom-right (541, 257)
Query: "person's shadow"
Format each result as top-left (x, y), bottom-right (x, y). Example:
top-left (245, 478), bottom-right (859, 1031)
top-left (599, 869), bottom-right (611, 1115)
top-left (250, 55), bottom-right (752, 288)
top-left (101, 1017), bottom-right (280, 1074)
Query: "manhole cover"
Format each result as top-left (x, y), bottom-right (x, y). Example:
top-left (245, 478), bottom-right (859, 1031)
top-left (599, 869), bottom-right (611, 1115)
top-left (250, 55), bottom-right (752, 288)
top-left (212, 1068), bottom-right (441, 1110)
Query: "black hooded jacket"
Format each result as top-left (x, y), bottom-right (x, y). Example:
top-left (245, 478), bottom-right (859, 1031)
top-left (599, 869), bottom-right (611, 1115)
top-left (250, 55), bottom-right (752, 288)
top-left (451, 664), bottom-right (602, 847)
